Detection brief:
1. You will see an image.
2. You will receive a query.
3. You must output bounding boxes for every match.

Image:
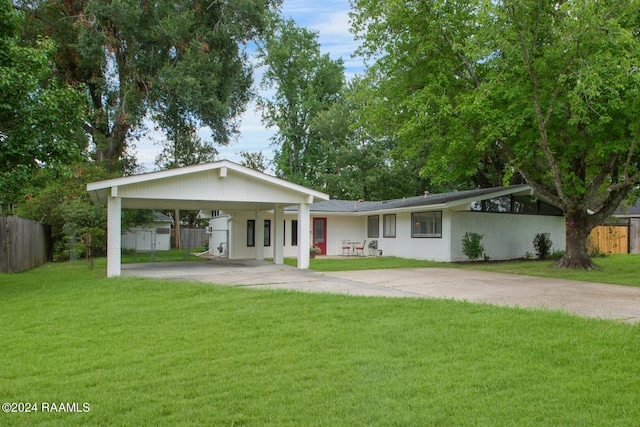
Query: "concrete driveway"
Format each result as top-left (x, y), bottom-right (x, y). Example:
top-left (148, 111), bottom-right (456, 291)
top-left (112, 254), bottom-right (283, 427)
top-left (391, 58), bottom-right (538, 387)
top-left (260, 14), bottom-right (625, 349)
top-left (122, 260), bottom-right (640, 324)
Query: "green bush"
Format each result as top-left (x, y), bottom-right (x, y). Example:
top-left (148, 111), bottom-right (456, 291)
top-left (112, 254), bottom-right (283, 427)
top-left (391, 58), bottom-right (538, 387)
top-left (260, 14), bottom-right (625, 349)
top-left (462, 232), bottom-right (486, 261)
top-left (533, 233), bottom-right (553, 259)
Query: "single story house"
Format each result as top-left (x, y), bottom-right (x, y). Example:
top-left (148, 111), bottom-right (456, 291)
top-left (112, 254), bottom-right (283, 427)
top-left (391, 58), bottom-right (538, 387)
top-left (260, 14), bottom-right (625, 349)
top-left (121, 211), bottom-right (173, 252)
top-left (201, 185), bottom-right (566, 262)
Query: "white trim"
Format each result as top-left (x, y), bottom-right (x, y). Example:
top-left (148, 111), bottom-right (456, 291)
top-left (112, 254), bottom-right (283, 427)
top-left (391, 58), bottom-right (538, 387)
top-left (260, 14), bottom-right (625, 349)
top-left (87, 160), bottom-right (327, 201)
top-left (107, 197), bottom-right (122, 277)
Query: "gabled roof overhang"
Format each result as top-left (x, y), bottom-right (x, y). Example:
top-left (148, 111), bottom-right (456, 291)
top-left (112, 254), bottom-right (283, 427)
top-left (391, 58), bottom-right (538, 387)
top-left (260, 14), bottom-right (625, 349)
top-left (87, 160), bottom-right (329, 211)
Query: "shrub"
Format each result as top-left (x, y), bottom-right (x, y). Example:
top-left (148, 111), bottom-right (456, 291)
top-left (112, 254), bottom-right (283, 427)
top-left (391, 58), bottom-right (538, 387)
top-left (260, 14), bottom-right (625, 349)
top-left (587, 236), bottom-right (606, 258)
top-left (533, 233), bottom-right (553, 259)
top-left (462, 232), bottom-right (486, 261)
top-left (549, 249), bottom-right (565, 259)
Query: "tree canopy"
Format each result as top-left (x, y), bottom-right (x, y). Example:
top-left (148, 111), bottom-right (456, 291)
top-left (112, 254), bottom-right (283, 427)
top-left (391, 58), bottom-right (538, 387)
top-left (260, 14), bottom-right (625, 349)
top-left (16, 0), bottom-right (280, 172)
top-left (1, 0), bottom-right (88, 205)
top-left (351, 0), bottom-right (640, 268)
top-left (258, 17), bottom-right (345, 185)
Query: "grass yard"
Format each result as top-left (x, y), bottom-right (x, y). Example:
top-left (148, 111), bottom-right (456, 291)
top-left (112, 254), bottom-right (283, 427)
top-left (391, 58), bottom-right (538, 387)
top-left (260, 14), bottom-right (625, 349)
top-left (1, 260), bottom-right (639, 425)
top-left (457, 254), bottom-right (640, 287)
top-left (121, 248), bottom-right (208, 264)
top-left (283, 256), bottom-right (446, 271)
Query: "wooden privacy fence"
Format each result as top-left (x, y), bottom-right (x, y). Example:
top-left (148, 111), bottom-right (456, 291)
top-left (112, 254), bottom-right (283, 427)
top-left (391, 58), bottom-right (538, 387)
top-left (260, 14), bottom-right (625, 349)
top-left (0, 216), bottom-right (52, 273)
top-left (171, 228), bottom-right (208, 250)
top-left (589, 225), bottom-right (629, 254)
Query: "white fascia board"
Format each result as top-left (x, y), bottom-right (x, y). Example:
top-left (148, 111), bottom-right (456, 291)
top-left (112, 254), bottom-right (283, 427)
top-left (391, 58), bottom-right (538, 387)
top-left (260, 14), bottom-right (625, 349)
top-left (86, 159), bottom-right (329, 202)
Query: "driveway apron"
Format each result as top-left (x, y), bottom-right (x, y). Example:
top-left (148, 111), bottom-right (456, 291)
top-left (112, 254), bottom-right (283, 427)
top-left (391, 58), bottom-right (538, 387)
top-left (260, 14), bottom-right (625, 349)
top-left (122, 261), bottom-right (640, 323)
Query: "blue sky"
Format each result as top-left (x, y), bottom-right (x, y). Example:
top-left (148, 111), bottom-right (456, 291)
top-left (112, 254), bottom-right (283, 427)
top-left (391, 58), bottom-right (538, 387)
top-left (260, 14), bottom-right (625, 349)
top-left (135, 0), bottom-right (364, 172)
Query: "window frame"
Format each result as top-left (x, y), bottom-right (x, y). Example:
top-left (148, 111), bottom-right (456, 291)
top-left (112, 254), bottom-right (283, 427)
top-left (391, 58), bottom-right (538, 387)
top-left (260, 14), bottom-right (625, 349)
top-left (411, 211), bottom-right (442, 238)
top-left (367, 215), bottom-right (380, 238)
top-left (291, 219), bottom-right (298, 246)
top-left (247, 219), bottom-right (255, 247)
top-left (383, 214), bottom-right (396, 238)
top-left (264, 219), bottom-right (271, 247)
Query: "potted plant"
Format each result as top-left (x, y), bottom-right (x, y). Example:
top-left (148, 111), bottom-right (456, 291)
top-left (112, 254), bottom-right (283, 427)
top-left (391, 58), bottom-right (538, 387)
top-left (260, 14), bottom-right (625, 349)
top-left (310, 243), bottom-right (321, 258)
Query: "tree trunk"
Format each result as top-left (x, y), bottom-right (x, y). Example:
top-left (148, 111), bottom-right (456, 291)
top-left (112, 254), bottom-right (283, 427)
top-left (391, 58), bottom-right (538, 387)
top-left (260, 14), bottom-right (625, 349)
top-left (555, 211), bottom-right (597, 270)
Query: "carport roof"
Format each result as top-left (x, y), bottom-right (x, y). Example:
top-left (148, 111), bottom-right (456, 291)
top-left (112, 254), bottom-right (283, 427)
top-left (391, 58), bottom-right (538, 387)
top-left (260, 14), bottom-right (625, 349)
top-left (87, 160), bottom-right (329, 210)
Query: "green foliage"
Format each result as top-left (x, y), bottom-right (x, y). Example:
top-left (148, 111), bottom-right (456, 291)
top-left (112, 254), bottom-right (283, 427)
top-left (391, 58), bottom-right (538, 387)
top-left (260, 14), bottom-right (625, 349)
top-left (462, 232), bottom-right (486, 261)
top-left (0, 0), bottom-right (89, 204)
top-left (533, 233), bottom-right (553, 260)
top-left (587, 236), bottom-right (606, 258)
top-left (258, 17), bottom-right (345, 186)
top-left (17, 0), bottom-right (279, 172)
top-left (350, 0), bottom-right (640, 267)
top-left (239, 150), bottom-right (270, 172)
top-left (154, 125), bottom-right (217, 170)
top-left (14, 163), bottom-right (114, 258)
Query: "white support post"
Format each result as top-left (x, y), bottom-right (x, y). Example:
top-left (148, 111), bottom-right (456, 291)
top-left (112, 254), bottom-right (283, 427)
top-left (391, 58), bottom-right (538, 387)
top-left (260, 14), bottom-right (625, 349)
top-left (297, 203), bottom-right (311, 269)
top-left (255, 209), bottom-right (265, 260)
top-left (274, 206), bottom-right (284, 265)
top-left (107, 195), bottom-right (122, 277)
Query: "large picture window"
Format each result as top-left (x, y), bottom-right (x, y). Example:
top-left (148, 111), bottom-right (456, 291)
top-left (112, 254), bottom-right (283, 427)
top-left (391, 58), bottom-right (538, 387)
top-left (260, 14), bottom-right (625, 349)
top-left (471, 195), bottom-right (562, 216)
top-left (383, 214), bottom-right (396, 238)
top-left (367, 215), bottom-right (379, 238)
top-left (412, 211), bottom-right (442, 238)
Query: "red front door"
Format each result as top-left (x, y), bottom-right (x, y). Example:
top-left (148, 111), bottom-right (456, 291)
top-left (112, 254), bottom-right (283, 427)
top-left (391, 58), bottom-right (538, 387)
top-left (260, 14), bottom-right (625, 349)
top-left (313, 218), bottom-right (327, 255)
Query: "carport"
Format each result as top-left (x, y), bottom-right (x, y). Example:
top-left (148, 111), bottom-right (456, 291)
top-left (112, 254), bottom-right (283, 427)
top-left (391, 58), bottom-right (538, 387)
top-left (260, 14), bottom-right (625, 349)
top-left (87, 160), bottom-right (329, 277)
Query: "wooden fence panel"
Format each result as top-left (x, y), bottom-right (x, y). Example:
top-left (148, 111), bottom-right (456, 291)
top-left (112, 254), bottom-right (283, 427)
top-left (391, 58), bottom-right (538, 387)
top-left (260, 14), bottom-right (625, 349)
top-left (171, 228), bottom-right (207, 250)
top-left (630, 219), bottom-right (640, 254)
top-left (589, 225), bottom-right (628, 255)
top-left (0, 216), bottom-right (51, 273)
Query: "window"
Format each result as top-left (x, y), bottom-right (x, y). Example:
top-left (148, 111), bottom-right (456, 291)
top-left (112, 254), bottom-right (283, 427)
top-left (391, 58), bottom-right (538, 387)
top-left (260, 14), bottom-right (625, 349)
top-left (483, 196), bottom-right (512, 212)
top-left (248, 219), bottom-right (271, 247)
top-left (264, 220), bottom-right (271, 247)
top-left (512, 195), bottom-right (537, 214)
top-left (412, 211), bottom-right (442, 238)
top-left (367, 215), bottom-right (379, 238)
top-left (291, 220), bottom-right (298, 246)
top-left (247, 220), bottom-right (255, 247)
top-left (471, 195), bottom-right (563, 216)
top-left (383, 214), bottom-right (396, 238)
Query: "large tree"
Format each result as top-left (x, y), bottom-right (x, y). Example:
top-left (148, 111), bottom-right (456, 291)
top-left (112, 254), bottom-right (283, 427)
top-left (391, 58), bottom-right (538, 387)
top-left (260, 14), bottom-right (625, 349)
top-left (17, 0), bottom-right (279, 172)
top-left (1, 0), bottom-right (88, 206)
top-left (351, 0), bottom-right (640, 269)
top-left (257, 17), bottom-right (345, 186)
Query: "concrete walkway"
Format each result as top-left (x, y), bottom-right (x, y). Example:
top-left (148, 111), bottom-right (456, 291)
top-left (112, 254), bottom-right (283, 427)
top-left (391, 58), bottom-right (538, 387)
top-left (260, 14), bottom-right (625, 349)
top-left (122, 260), bottom-right (640, 324)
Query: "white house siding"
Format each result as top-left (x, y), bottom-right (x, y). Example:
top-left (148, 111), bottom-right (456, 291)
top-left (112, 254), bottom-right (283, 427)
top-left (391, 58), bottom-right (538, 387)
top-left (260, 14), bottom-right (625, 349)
top-left (118, 169), bottom-right (312, 207)
top-left (449, 212), bottom-right (566, 261)
top-left (212, 212), bottom-right (368, 258)
top-left (376, 211), bottom-right (452, 262)
top-left (209, 216), bottom-right (230, 256)
top-left (207, 204), bottom-right (565, 263)
top-left (320, 214), bottom-right (366, 255)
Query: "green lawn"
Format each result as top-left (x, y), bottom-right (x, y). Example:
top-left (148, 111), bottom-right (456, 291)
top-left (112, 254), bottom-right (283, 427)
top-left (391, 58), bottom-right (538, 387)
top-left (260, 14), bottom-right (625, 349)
top-left (1, 259), bottom-right (639, 425)
top-left (121, 248), bottom-right (208, 263)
